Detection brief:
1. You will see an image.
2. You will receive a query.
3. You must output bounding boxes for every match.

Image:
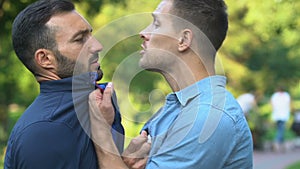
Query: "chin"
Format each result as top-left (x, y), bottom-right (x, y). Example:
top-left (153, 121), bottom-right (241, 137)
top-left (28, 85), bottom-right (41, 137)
top-left (96, 69), bottom-right (103, 81)
top-left (138, 61), bottom-right (158, 72)
top-left (138, 59), bottom-right (148, 70)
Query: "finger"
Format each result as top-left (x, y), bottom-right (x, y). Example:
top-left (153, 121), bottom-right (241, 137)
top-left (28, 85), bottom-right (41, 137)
top-left (124, 135), bottom-right (148, 156)
top-left (95, 88), bottom-right (103, 100)
top-left (140, 131), bottom-right (148, 137)
top-left (102, 82), bottom-right (113, 106)
top-left (123, 156), bottom-right (148, 169)
top-left (89, 89), bottom-right (106, 122)
top-left (122, 142), bottom-right (151, 168)
top-left (134, 142), bottom-right (151, 158)
top-left (131, 157), bottom-right (148, 169)
top-left (89, 89), bottom-right (102, 104)
top-left (92, 89), bottom-right (103, 105)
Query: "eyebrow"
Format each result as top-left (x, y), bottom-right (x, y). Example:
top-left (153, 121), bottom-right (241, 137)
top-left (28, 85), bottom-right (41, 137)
top-left (70, 28), bottom-right (92, 41)
top-left (153, 12), bottom-right (161, 18)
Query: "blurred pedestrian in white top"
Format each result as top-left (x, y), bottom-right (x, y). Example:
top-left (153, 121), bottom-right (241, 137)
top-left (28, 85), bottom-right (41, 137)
top-left (237, 92), bottom-right (256, 117)
top-left (270, 86), bottom-right (291, 151)
top-left (271, 87), bottom-right (291, 122)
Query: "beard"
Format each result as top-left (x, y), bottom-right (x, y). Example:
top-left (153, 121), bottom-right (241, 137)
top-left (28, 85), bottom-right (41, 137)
top-left (54, 49), bottom-right (77, 79)
top-left (89, 53), bottom-right (103, 81)
top-left (54, 49), bottom-right (103, 81)
top-left (95, 68), bottom-right (103, 81)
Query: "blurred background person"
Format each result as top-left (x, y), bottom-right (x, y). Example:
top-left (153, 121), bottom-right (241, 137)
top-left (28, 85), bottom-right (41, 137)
top-left (270, 86), bottom-right (291, 152)
top-left (237, 91), bottom-right (257, 118)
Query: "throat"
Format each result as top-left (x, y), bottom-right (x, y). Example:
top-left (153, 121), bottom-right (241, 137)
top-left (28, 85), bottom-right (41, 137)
top-left (161, 66), bottom-right (213, 92)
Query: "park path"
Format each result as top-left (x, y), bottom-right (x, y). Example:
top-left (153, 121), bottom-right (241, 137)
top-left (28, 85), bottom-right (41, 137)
top-left (253, 148), bottom-right (300, 169)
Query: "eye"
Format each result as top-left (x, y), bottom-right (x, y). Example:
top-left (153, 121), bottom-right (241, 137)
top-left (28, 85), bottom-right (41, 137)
top-left (74, 35), bottom-right (88, 44)
top-left (153, 20), bottom-right (160, 29)
top-left (74, 38), bottom-right (84, 42)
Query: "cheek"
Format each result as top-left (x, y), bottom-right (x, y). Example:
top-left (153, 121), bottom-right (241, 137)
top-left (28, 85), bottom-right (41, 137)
top-left (150, 35), bottom-right (177, 53)
top-left (59, 46), bottom-right (79, 61)
top-left (67, 46), bottom-right (89, 65)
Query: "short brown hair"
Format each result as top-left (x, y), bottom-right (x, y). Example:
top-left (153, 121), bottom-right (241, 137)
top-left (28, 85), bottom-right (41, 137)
top-left (170, 0), bottom-right (228, 51)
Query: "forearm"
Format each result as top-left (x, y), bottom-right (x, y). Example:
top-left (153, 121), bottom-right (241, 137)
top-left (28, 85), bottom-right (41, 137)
top-left (92, 126), bottom-right (128, 169)
top-left (89, 87), bottom-right (149, 169)
top-left (89, 102), bottom-right (128, 169)
top-left (92, 123), bottom-right (150, 169)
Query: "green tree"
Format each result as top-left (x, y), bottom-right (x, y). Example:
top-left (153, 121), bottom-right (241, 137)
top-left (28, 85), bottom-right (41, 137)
top-left (221, 0), bottom-right (300, 149)
top-left (223, 0), bottom-right (300, 95)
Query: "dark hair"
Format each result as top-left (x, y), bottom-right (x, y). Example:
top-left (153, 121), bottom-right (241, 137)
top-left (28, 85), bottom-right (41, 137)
top-left (170, 0), bottom-right (228, 51)
top-left (12, 0), bottom-right (75, 74)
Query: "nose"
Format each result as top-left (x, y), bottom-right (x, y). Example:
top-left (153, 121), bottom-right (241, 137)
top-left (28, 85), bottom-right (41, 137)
top-left (89, 36), bottom-right (103, 53)
top-left (139, 27), bottom-right (151, 41)
top-left (140, 33), bottom-right (149, 41)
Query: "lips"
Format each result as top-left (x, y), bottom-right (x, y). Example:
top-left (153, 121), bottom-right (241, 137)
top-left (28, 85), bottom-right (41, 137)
top-left (90, 59), bottom-right (99, 69)
top-left (88, 54), bottom-right (101, 73)
top-left (89, 54), bottom-right (99, 64)
top-left (141, 43), bottom-right (147, 50)
top-left (140, 44), bottom-right (146, 55)
top-left (90, 59), bottom-right (98, 64)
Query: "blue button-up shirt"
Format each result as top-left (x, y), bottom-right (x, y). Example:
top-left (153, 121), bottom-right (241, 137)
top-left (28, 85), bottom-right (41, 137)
top-left (142, 76), bottom-right (253, 169)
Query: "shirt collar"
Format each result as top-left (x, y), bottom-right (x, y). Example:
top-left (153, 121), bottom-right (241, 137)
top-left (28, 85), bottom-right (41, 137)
top-left (175, 75), bottom-right (227, 106)
top-left (40, 72), bottom-right (96, 93)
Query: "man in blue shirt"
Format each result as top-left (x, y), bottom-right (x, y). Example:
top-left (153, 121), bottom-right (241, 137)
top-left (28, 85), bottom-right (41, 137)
top-left (89, 0), bottom-right (253, 168)
top-left (4, 0), bottom-right (130, 168)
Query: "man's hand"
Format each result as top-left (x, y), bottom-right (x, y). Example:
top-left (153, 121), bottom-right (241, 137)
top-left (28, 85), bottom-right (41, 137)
top-left (89, 83), bottom-right (151, 169)
top-left (89, 82), bottom-right (115, 126)
top-left (122, 131), bottom-right (151, 169)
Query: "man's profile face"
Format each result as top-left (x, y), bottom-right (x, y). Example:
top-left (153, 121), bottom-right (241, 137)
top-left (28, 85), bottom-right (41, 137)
top-left (46, 10), bottom-right (103, 78)
top-left (139, 0), bottom-right (180, 72)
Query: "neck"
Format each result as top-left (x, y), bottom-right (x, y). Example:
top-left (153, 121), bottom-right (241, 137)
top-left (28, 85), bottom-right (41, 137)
top-left (161, 60), bottom-right (215, 92)
top-left (35, 72), bottom-right (61, 82)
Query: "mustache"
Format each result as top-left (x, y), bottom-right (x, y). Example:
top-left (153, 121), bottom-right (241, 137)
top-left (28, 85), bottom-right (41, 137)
top-left (89, 53), bottom-right (99, 63)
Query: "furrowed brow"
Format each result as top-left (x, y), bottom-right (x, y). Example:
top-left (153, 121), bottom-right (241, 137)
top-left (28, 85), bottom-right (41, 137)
top-left (70, 28), bottom-right (92, 41)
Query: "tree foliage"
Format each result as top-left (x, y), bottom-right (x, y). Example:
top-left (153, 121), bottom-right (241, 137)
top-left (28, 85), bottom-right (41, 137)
top-left (0, 0), bottom-right (299, 144)
top-left (223, 0), bottom-right (300, 95)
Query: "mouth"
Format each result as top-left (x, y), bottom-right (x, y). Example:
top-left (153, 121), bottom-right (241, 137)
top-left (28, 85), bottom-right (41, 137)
top-left (140, 44), bottom-right (146, 55)
top-left (88, 54), bottom-right (101, 73)
top-left (90, 54), bottom-right (100, 66)
top-left (90, 54), bottom-right (99, 64)
top-left (90, 60), bottom-right (100, 70)
top-left (91, 60), bottom-right (99, 67)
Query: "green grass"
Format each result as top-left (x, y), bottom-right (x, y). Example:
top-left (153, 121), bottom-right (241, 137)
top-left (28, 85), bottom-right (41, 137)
top-left (286, 161), bottom-right (300, 169)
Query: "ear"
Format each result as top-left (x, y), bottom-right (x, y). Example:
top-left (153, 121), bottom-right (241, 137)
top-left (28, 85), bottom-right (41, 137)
top-left (34, 49), bottom-right (56, 69)
top-left (178, 29), bottom-right (193, 52)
